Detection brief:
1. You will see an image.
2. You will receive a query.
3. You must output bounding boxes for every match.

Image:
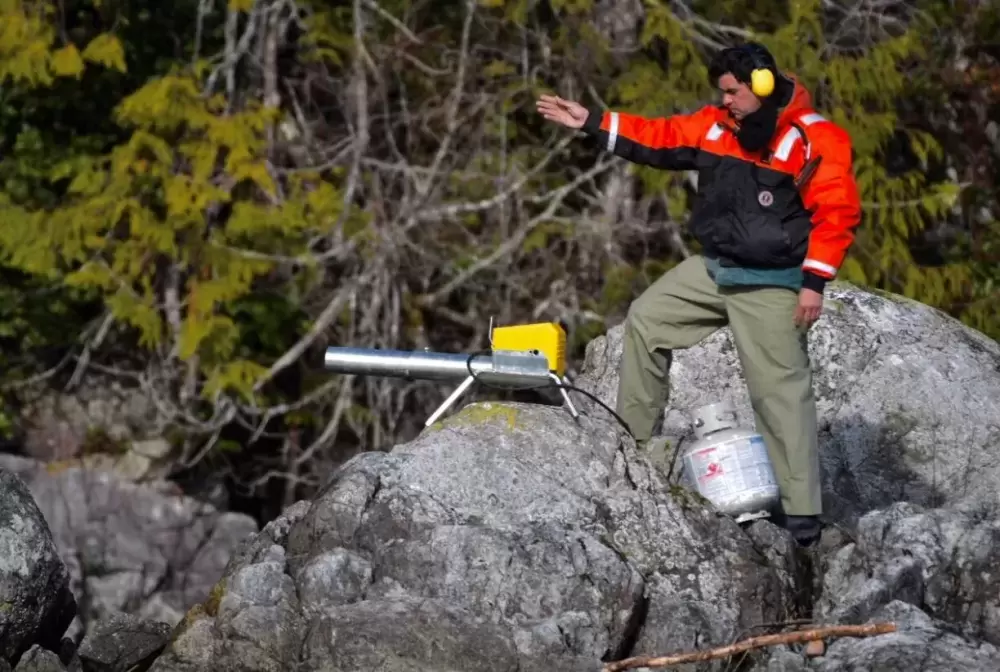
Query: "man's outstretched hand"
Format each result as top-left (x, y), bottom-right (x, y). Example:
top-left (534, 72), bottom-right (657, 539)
top-left (794, 287), bottom-right (823, 329)
top-left (536, 95), bottom-right (590, 129)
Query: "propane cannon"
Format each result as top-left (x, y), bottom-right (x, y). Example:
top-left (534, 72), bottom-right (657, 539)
top-left (323, 321), bottom-right (579, 427)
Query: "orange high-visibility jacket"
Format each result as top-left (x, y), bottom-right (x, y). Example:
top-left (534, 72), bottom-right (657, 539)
top-left (580, 76), bottom-right (862, 292)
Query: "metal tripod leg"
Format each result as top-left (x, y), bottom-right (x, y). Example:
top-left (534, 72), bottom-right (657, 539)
top-left (550, 372), bottom-right (579, 419)
top-left (425, 374), bottom-right (476, 427)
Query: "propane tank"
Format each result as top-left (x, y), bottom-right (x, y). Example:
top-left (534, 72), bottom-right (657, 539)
top-left (681, 401), bottom-right (780, 523)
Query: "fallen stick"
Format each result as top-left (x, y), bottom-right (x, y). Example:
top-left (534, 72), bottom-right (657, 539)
top-left (602, 622), bottom-right (897, 671)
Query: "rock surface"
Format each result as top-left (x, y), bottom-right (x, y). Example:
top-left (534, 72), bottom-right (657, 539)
top-left (77, 612), bottom-right (172, 672)
top-left (574, 282), bottom-right (1000, 526)
top-left (14, 378), bottom-right (159, 462)
top-left (12, 645), bottom-right (68, 672)
top-left (815, 600), bottom-right (1000, 671)
top-left (150, 402), bottom-right (802, 671)
top-left (0, 470), bottom-right (76, 665)
top-left (0, 454), bottom-right (257, 641)
top-left (816, 502), bottom-right (1000, 646)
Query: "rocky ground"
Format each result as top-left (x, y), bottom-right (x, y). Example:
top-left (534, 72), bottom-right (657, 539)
top-left (0, 282), bottom-right (998, 671)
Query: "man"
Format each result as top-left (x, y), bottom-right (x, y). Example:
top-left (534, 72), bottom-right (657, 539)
top-left (536, 43), bottom-right (861, 546)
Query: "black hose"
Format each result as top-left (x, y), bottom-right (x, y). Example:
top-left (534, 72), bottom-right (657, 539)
top-left (463, 350), bottom-right (634, 438)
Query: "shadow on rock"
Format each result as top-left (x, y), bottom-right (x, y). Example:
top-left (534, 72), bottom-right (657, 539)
top-left (819, 414), bottom-right (963, 528)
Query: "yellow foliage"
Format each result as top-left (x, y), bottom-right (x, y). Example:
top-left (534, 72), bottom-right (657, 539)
top-left (81, 32), bottom-right (127, 72)
top-left (49, 43), bottom-right (84, 77)
top-left (0, 2), bottom-right (125, 84)
top-left (115, 74), bottom-right (218, 132)
top-left (203, 360), bottom-right (270, 402)
top-left (0, 1), bottom-right (57, 86)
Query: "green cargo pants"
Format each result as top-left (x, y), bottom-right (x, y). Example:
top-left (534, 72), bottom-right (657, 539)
top-left (615, 255), bottom-right (822, 516)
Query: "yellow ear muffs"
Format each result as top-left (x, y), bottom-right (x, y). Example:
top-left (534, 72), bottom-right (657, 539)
top-left (745, 43), bottom-right (776, 97)
top-left (750, 67), bottom-right (775, 97)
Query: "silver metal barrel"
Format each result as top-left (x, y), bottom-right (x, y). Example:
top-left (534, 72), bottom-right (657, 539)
top-left (322, 347), bottom-right (551, 387)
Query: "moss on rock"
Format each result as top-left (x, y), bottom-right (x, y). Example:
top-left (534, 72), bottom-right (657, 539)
top-left (668, 484), bottom-right (711, 509)
top-left (430, 402), bottom-right (520, 432)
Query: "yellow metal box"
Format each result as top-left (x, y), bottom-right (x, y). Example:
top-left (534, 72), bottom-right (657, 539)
top-left (491, 322), bottom-right (566, 377)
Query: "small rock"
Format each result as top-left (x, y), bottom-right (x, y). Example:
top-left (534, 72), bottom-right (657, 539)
top-left (765, 648), bottom-right (808, 671)
top-left (77, 613), bottom-right (172, 672)
top-left (816, 601), bottom-right (1000, 671)
top-left (12, 646), bottom-right (65, 672)
top-left (804, 639), bottom-right (825, 657)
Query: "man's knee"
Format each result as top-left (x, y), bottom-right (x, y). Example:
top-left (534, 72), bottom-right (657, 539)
top-left (739, 331), bottom-right (813, 395)
top-left (623, 293), bottom-right (658, 339)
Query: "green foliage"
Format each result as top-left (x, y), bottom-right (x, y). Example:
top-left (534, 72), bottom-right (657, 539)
top-left (0, 2), bottom-right (127, 86)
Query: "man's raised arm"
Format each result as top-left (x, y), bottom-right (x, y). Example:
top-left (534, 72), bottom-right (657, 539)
top-left (580, 105), bottom-right (717, 170)
top-left (536, 95), bottom-right (717, 171)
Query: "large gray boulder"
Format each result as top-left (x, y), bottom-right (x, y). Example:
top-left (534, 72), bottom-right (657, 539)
top-left (144, 397), bottom-right (1000, 672)
top-left (150, 401), bottom-right (802, 672)
top-left (574, 281), bottom-right (1000, 526)
top-left (0, 470), bottom-right (76, 665)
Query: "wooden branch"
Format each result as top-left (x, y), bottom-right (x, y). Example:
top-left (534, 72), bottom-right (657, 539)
top-left (602, 623), bottom-right (897, 671)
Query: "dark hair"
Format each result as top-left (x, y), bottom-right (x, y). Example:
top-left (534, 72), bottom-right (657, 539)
top-left (708, 43), bottom-right (777, 87)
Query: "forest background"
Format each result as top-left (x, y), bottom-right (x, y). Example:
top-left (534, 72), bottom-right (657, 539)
top-left (0, 0), bottom-right (997, 515)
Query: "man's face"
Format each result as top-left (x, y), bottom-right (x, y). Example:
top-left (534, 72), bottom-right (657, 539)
top-left (718, 73), bottom-right (761, 121)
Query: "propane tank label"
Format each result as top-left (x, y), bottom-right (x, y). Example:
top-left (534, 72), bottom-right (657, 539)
top-left (685, 435), bottom-right (776, 499)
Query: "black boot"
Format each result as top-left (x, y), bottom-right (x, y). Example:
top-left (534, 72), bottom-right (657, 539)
top-left (784, 515), bottom-right (823, 547)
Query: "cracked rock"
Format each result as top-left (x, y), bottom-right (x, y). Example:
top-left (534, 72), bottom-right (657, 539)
top-left (77, 613), bottom-right (171, 672)
top-left (816, 502), bottom-right (1000, 645)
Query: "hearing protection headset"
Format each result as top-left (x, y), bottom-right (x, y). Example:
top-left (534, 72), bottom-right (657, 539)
top-left (743, 43), bottom-right (776, 98)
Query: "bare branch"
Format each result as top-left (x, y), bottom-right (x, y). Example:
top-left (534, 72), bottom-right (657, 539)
top-left (412, 0), bottom-right (476, 202)
top-left (66, 312), bottom-right (114, 391)
top-left (362, 0), bottom-right (422, 44)
top-left (419, 154), bottom-right (616, 306)
top-left (603, 623), bottom-right (898, 671)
